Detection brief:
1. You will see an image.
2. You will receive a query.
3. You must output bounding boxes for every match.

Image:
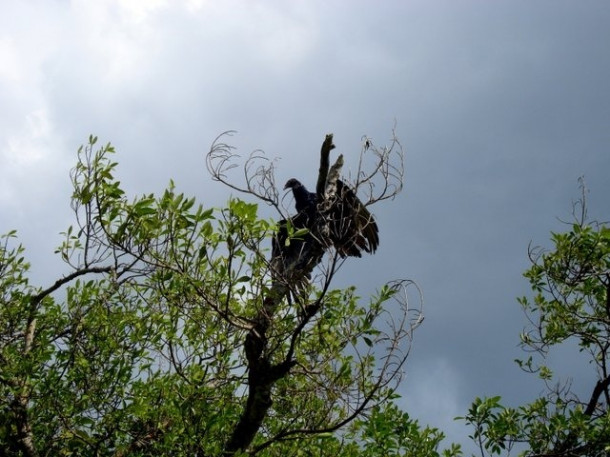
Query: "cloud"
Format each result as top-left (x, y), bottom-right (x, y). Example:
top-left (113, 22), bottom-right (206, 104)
top-left (1, 1), bottom-right (610, 452)
top-left (401, 357), bottom-right (472, 451)
top-left (0, 107), bottom-right (69, 208)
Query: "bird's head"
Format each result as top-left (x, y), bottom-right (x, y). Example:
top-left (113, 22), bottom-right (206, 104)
top-left (284, 178), bottom-right (302, 190)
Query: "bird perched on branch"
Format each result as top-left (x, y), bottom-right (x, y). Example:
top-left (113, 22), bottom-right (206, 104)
top-left (270, 135), bottom-right (378, 292)
top-left (283, 178), bottom-right (379, 258)
top-left (328, 179), bottom-right (379, 257)
top-left (271, 179), bottom-right (320, 280)
top-left (283, 178), bottom-right (317, 216)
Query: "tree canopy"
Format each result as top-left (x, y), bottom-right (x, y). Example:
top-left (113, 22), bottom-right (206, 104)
top-left (0, 134), bottom-right (458, 456)
top-left (3, 133), bottom-right (607, 457)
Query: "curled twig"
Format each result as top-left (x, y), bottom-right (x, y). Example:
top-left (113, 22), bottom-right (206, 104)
top-left (206, 131), bottom-right (281, 212)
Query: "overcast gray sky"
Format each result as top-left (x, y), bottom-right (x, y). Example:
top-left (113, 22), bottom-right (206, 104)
top-left (2, 0), bottom-right (610, 451)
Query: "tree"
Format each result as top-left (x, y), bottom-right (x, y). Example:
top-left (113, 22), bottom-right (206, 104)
top-left (461, 184), bottom-right (610, 457)
top-left (0, 134), bottom-right (458, 456)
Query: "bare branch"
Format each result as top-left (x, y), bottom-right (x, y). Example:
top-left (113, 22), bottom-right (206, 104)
top-left (206, 131), bottom-right (281, 211)
top-left (349, 126), bottom-right (405, 207)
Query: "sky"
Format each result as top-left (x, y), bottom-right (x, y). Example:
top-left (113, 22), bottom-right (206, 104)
top-left (2, 0), bottom-right (610, 452)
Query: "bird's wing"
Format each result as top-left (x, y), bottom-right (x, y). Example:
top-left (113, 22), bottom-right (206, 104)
top-left (332, 180), bottom-right (379, 256)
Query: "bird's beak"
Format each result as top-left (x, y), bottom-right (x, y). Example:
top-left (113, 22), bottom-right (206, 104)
top-left (283, 183), bottom-right (289, 190)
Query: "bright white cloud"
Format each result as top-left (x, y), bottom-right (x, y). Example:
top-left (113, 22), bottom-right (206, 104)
top-left (0, 107), bottom-right (69, 209)
top-left (0, 3), bottom-right (67, 210)
top-left (6, 109), bottom-right (51, 166)
top-left (0, 38), bottom-right (22, 83)
top-left (115, 0), bottom-right (169, 24)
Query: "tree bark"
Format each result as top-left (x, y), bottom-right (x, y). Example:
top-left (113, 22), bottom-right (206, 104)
top-left (316, 134), bottom-right (334, 198)
top-left (222, 135), bottom-right (338, 456)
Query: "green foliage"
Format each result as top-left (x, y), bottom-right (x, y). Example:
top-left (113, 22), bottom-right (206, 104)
top-left (0, 137), bottom-right (450, 456)
top-left (462, 207), bottom-right (610, 457)
top-left (353, 402), bottom-right (461, 457)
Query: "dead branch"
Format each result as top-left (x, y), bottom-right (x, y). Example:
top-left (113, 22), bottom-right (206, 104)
top-left (206, 131), bottom-right (281, 212)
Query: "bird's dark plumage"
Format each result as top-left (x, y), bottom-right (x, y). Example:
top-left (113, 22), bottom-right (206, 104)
top-left (272, 210), bottom-right (320, 279)
top-left (284, 178), bottom-right (317, 215)
top-left (282, 177), bottom-right (379, 259)
top-left (272, 179), bottom-right (320, 277)
top-left (329, 180), bottom-right (379, 257)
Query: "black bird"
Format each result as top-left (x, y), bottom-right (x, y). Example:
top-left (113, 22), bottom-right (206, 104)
top-left (272, 209), bottom-right (321, 280)
top-left (328, 179), bottom-right (379, 257)
top-left (284, 178), bottom-right (317, 215)
top-left (283, 177), bottom-right (379, 258)
top-left (269, 179), bottom-right (318, 280)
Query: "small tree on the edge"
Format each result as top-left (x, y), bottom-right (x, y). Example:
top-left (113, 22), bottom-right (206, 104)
top-left (461, 182), bottom-right (610, 457)
top-left (0, 133), bottom-right (459, 456)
